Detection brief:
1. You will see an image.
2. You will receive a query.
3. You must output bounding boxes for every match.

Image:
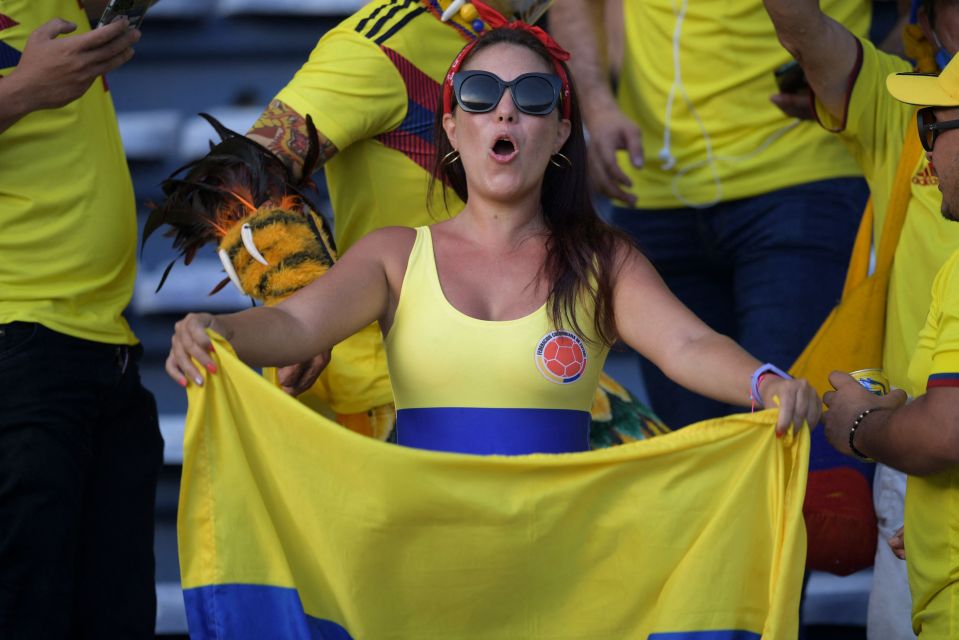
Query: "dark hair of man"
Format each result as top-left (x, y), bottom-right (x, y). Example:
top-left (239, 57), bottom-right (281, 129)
top-left (428, 27), bottom-right (633, 348)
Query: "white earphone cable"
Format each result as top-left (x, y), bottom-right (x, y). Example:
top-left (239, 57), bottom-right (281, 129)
top-left (657, 0), bottom-right (800, 209)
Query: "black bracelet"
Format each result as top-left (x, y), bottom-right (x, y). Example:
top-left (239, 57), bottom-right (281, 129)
top-left (849, 408), bottom-right (882, 462)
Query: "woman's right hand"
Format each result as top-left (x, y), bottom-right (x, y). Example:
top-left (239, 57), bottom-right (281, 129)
top-left (166, 312), bottom-right (224, 388)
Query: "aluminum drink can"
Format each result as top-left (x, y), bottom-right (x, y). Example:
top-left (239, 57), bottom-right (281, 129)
top-left (850, 368), bottom-right (890, 396)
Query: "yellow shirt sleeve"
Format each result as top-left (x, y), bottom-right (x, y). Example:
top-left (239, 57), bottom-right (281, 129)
top-left (924, 251), bottom-right (959, 381)
top-left (813, 36), bottom-right (923, 266)
top-left (274, 27), bottom-right (408, 150)
top-left (907, 251), bottom-right (959, 392)
top-left (816, 38), bottom-right (915, 179)
top-left (815, 38), bottom-right (913, 185)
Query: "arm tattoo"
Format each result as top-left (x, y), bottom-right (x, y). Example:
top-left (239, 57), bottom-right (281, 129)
top-left (248, 99), bottom-right (339, 176)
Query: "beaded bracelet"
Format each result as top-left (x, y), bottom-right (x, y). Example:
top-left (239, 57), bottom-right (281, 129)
top-left (849, 408), bottom-right (882, 462)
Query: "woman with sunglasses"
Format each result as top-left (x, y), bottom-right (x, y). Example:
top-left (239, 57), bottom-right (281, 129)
top-left (166, 23), bottom-right (820, 455)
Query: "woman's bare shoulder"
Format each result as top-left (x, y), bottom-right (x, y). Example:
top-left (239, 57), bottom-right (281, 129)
top-left (346, 226), bottom-right (417, 257)
top-left (342, 227), bottom-right (419, 286)
top-left (612, 236), bottom-right (656, 278)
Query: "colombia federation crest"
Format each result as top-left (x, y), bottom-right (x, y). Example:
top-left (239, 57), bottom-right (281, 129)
top-left (535, 330), bottom-right (588, 384)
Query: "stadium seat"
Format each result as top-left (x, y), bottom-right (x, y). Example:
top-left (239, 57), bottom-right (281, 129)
top-left (133, 257), bottom-right (251, 315)
top-left (117, 110), bottom-right (182, 162)
top-left (147, 0), bottom-right (215, 21)
top-left (803, 569), bottom-right (873, 626)
top-left (176, 105), bottom-right (265, 161)
top-left (216, 0), bottom-right (368, 17)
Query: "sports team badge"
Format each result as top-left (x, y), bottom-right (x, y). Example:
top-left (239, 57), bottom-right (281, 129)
top-left (535, 330), bottom-right (587, 384)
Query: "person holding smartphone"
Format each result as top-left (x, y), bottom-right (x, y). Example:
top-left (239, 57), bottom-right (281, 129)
top-left (0, 3), bottom-right (161, 639)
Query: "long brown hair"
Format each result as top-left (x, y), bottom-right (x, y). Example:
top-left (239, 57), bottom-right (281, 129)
top-left (428, 27), bottom-right (633, 347)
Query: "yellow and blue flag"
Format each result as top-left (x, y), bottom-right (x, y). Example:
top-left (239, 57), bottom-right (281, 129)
top-left (179, 334), bottom-right (808, 639)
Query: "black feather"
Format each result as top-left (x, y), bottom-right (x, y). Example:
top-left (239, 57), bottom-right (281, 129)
top-left (142, 113), bottom-right (332, 291)
top-left (208, 277), bottom-right (231, 296)
top-left (154, 259), bottom-right (177, 293)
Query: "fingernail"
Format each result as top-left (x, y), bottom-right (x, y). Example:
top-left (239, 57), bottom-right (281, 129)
top-left (178, 377), bottom-right (187, 388)
top-left (194, 376), bottom-right (204, 386)
top-left (208, 344), bottom-right (215, 353)
top-left (206, 363), bottom-right (217, 374)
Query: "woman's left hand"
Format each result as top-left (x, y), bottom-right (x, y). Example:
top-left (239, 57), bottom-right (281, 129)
top-left (760, 376), bottom-right (821, 436)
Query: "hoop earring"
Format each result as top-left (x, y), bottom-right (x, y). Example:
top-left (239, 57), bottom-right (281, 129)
top-left (549, 152), bottom-right (572, 169)
top-left (442, 150), bottom-right (461, 165)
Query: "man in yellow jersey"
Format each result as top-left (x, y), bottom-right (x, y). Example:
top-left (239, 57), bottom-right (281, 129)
top-left (821, 54), bottom-right (959, 639)
top-left (549, 0), bottom-right (870, 428)
top-left (765, 0), bottom-right (959, 637)
top-left (0, 4), bottom-right (161, 638)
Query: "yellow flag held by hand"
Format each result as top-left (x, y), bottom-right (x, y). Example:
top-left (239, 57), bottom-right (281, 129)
top-left (179, 334), bottom-right (808, 639)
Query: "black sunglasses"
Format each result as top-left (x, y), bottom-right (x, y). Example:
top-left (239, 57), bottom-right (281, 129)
top-left (452, 70), bottom-right (563, 116)
top-left (917, 106), bottom-right (959, 151)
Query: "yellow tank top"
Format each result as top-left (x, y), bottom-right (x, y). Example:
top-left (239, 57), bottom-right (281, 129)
top-left (385, 227), bottom-right (609, 455)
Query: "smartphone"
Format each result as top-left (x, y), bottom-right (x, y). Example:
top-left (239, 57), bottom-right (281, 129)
top-left (97, 0), bottom-right (155, 30)
top-left (773, 60), bottom-right (808, 95)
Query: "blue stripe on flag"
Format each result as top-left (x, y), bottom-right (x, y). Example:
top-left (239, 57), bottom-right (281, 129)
top-left (395, 406), bottom-right (590, 455)
top-left (183, 584), bottom-right (353, 639)
top-left (648, 631), bottom-right (761, 639)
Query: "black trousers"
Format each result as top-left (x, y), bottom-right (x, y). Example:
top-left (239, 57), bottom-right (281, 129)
top-left (0, 322), bottom-right (163, 639)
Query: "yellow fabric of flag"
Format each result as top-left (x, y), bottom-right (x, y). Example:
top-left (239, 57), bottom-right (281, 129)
top-left (179, 334), bottom-right (808, 639)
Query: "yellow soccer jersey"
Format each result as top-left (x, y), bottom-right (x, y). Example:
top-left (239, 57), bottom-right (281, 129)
top-left (272, 0), bottom-right (470, 414)
top-left (904, 249), bottom-right (959, 639)
top-left (815, 37), bottom-right (959, 394)
top-left (386, 227), bottom-right (608, 454)
top-left (617, 0), bottom-right (868, 208)
top-left (0, 0), bottom-right (138, 345)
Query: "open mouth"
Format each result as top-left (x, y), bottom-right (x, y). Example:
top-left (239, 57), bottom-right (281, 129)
top-left (490, 136), bottom-right (517, 161)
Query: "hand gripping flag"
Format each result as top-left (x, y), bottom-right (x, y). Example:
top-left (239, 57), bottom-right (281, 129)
top-left (179, 334), bottom-right (808, 639)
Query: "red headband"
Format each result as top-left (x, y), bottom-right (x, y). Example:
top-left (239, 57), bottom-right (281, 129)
top-left (441, 0), bottom-right (572, 120)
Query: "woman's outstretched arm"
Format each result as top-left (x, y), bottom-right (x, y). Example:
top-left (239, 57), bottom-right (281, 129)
top-left (166, 227), bottom-right (412, 387)
top-left (613, 243), bottom-right (820, 433)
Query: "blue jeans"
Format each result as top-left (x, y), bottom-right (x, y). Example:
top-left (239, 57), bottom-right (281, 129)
top-left (612, 177), bottom-right (868, 428)
top-left (0, 323), bottom-right (163, 639)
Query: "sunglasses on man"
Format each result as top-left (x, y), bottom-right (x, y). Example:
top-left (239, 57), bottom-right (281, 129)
top-left (452, 71), bottom-right (563, 116)
top-left (918, 106), bottom-right (959, 151)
